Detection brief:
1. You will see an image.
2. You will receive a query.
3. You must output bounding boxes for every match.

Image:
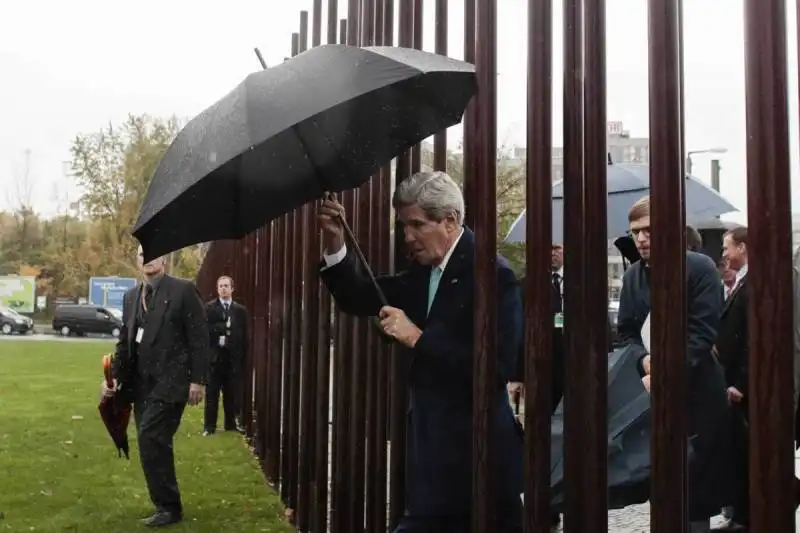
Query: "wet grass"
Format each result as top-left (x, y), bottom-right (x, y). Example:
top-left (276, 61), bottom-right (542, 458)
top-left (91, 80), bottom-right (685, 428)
top-left (0, 340), bottom-right (292, 532)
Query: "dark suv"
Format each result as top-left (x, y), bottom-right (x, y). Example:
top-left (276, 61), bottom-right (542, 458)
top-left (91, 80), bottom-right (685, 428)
top-left (52, 304), bottom-right (123, 338)
top-left (0, 305), bottom-right (34, 335)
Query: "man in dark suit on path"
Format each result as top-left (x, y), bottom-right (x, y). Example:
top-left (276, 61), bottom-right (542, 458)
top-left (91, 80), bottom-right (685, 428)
top-left (203, 275), bottom-right (249, 435)
top-left (713, 227), bottom-right (749, 532)
top-left (103, 245), bottom-right (210, 527)
top-left (318, 171), bottom-right (524, 533)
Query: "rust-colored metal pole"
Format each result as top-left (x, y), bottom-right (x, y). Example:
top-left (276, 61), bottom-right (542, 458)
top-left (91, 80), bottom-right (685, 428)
top-left (349, 0), bottom-right (371, 526)
top-left (312, 0), bottom-right (322, 47)
top-left (745, 0), bottom-right (795, 530)
top-left (523, 0), bottom-right (554, 531)
top-left (432, 0), bottom-right (449, 172)
top-left (462, 0), bottom-right (476, 229)
top-left (331, 14), bottom-right (358, 533)
top-left (280, 30), bottom-right (301, 512)
top-left (242, 234), bottom-right (257, 438)
top-left (363, 1), bottom-right (385, 528)
top-left (327, 0), bottom-right (338, 45)
top-left (411, 0), bottom-right (425, 174)
top-left (472, 1), bottom-right (497, 532)
top-left (296, 6), bottom-right (319, 528)
top-left (256, 225), bottom-right (272, 468)
top-left (580, 0), bottom-right (609, 529)
top-left (285, 20), bottom-right (307, 521)
top-left (332, 5), bottom-right (361, 530)
top-left (560, 0), bottom-right (595, 530)
top-left (647, 0), bottom-right (687, 529)
top-left (389, 1), bottom-right (413, 529)
top-left (378, 3), bottom-right (395, 530)
top-left (312, 7), bottom-right (338, 531)
top-left (410, 0), bottom-right (423, 173)
top-left (267, 222), bottom-right (285, 485)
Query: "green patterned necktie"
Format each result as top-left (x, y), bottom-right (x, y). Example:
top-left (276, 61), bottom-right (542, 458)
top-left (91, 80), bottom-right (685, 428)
top-left (427, 266), bottom-right (443, 315)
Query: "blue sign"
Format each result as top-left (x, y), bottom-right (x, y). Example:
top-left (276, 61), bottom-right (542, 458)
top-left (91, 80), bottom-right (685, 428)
top-left (89, 277), bottom-right (138, 311)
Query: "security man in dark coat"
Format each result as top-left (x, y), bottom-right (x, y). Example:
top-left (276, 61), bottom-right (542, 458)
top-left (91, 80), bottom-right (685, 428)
top-left (104, 246), bottom-right (210, 527)
top-left (203, 275), bottom-right (249, 435)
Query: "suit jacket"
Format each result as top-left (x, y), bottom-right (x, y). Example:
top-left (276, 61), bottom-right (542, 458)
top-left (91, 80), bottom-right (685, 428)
top-left (205, 299), bottom-right (249, 365)
top-left (111, 275), bottom-right (210, 404)
top-left (320, 228), bottom-right (524, 518)
top-left (715, 276), bottom-right (748, 394)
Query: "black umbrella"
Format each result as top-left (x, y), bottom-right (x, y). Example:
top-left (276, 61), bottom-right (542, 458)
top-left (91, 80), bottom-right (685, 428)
top-left (133, 44), bottom-right (477, 264)
top-left (98, 354), bottom-right (131, 459)
top-left (550, 344), bottom-right (652, 511)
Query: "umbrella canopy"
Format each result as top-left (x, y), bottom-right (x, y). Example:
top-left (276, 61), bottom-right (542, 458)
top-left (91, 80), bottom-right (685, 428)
top-left (98, 354), bottom-right (131, 459)
top-left (133, 44), bottom-right (477, 261)
top-left (504, 163), bottom-right (738, 244)
top-left (550, 344), bottom-right (651, 511)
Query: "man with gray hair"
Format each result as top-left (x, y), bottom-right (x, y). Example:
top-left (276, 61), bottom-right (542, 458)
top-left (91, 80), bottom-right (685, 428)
top-left (318, 171), bottom-right (524, 532)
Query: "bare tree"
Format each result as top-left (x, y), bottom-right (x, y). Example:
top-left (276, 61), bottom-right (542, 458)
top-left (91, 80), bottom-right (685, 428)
top-left (7, 149), bottom-right (35, 210)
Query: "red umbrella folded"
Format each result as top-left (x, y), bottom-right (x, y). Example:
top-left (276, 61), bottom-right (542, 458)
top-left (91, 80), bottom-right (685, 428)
top-left (98, 354), bottom-right (131, 459)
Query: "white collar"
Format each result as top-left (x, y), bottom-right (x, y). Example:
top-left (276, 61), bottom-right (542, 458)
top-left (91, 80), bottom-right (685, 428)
top-left (219, 299), bottom-right (232, 306)
top-left (553, 267), bottom-right (564, 278)
top-left (435, 228), bottom-right (464, 273)
top-left (735, 263), bottom-right (748, 284)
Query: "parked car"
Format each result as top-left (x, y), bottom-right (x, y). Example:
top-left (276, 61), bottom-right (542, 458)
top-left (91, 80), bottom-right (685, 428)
top-left (0, 305), bottom-right (34, 335)
top-left (52, 304), bottom-right (123, 338)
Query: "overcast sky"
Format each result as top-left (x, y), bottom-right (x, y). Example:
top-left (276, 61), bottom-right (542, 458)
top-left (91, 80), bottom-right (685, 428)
top-left (1, 0), bottom-right (797, 224)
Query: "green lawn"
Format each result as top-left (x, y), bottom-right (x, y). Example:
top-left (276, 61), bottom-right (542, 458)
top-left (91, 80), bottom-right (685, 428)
top-left (0, 340), bottom-right (293, 532)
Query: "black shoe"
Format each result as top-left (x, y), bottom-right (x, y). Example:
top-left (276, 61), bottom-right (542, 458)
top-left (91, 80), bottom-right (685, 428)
top-left (140, 510), bottom-right (182, 527)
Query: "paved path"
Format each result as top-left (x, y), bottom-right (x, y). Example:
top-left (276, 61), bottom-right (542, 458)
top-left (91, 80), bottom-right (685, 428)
top-left (513, 400), bottom-right (800, 531)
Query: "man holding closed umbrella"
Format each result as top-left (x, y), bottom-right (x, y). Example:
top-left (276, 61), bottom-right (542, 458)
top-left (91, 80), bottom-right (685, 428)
top-left (103, 246), bottom-right (210, 527)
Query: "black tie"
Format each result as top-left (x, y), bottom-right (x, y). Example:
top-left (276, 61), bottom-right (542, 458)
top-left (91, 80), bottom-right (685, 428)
top-left (223, 302), bottom-right (230, 313)
top-left (143, 284), bottom-right (153, 313)
top-left (552, 272), bottom-right (562, 313)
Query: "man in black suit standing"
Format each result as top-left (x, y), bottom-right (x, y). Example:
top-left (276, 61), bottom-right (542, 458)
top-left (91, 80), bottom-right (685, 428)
top-left (203, 275), bottom-right (249, 435)
top-left (103, 245), bottom-right (210, 527)
top-left (713, 226), bottom-right (749, 532)
top-left (509, 243), bottom-right (565, 413)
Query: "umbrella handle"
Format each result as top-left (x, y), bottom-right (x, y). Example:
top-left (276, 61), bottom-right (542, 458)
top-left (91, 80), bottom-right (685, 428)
top-left (102, 354), bottom-right (114, 387)
top-left (337, 214), bottom-right (390, 308)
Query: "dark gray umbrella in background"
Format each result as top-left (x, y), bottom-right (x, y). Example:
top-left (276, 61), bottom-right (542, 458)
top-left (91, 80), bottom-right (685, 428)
top-left (133, 44), bottom-right (476, 263)
top-left (550, 343), bottom-right (652, 511)
top-left (505, 162), bottom-right (738, 244)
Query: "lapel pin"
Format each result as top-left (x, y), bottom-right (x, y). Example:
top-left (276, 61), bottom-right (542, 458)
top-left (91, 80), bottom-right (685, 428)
top-left (451, 278), bottom-right (458, 284)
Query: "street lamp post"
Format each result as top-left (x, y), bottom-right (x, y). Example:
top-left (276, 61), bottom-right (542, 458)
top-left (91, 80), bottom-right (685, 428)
top-left (686, 147), bottom-right (727, 176)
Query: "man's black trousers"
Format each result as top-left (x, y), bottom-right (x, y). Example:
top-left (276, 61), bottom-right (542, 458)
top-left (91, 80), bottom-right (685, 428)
top-left (204, 352), bottom-right (240, 432)
top-left (134, 398), bottom-right (186, 513)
